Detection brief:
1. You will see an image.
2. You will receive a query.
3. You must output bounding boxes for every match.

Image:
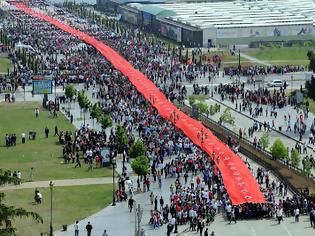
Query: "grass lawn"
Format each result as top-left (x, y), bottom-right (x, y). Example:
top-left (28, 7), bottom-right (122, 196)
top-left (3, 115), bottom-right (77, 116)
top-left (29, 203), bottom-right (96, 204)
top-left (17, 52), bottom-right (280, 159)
top-left (203, 50), bottom-right (247, 63)
top-left (0, 57), bottom-right (12, 74)
top-left (246, 48), bottom-right (309, 61)
top-left (305, 98), bottom-right (315, 115)
top-left (189, 94), bottom-right (208, 102)
top-left (0, 101), bottom-right (112, 181)
top-left (3, 184), bottom-right (113, 236)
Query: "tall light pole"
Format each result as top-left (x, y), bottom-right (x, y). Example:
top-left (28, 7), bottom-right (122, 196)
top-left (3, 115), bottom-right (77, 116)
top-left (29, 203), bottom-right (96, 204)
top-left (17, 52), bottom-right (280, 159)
top-left (112, 157), bottom-right (116, 206)
top-left (291, 74), bottom-right (293, 92)
top-left (49, 181), bottom-right (54, 236)
top-left (135, 204), bottom-right (143, 236)
top-left (54, 77), bottom-right (57, 104)
top-left (238, 49), bottom-right (241, 83)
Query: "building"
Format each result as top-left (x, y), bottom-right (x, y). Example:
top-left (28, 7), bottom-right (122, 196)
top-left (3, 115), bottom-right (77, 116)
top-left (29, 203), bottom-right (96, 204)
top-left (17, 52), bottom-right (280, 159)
top-left (119, 0), bottom-right (314, 47)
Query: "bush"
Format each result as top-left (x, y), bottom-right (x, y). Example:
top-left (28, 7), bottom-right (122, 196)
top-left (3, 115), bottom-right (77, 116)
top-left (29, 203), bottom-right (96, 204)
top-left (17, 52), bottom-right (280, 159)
top-left (100, 115), bottom-right (112, 130)
top-left (270, 139), bottom-right (288, 160)
top-left (131, 155), bottom-right (149, 176)
top-left (189, 96), bottom-right (196, 106)
top-left (290, 149), bottom-right (300, 168)
top-left (259, 133), bottom-right (270, 150)
top-left (129, 140), bottom-right (147, 159)
top-left (197, 102), bottom-right (208, 114)
top-left (219, 108), bottom-right (235, 125)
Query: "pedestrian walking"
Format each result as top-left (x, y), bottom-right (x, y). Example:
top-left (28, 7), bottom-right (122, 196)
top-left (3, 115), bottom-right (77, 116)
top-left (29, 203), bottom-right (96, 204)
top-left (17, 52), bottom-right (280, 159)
top-left (75, 152), bottom-right (81, 168)
top-left (229, 207), bottom-right (237, 224)
top-left (310, 208), bottom-right (315, 228)
top-left (35, 108), bottom-right (39, 118)
top-left (159, 196), bottom-right (164, 211)
top-left (128, 197), bottom-right (135, 212)
top-left (102, 229), bottom-right (108, 236)
top-left (154, 196), bottom-right (158, 211)
top-left (140, 228), bottom-right (146, 236)
top-left (74, 221), bottom-right (79, 236)
top-left (294, 207), bottom-right (300, 222)
top-left (150, 192), bottom-right (154, 205)
top-left (54, 125), bottom-right (58, 136)
top-left (276, 207), bottom-right (283, 224)
top-left (28, 167), bottom-right (34, 182)
top-left (45, 127), bottom-right (49, 138)
top-left (85, 222), bottom-right (92, 236)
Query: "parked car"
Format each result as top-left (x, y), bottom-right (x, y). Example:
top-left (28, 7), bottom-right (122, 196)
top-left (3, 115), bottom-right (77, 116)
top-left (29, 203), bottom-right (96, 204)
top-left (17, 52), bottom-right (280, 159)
top-left (267, 80), bottom-right (283, 87)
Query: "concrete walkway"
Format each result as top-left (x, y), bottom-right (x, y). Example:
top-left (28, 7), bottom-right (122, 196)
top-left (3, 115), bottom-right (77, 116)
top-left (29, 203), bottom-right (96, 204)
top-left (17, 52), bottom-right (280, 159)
top-left (0, 177), bottom-right (115, 191)
top-left (240, 52), bottom-right (272, 66)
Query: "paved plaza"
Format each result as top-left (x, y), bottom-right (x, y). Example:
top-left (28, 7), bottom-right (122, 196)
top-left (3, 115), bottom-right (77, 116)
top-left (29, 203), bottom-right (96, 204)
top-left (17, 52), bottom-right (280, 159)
top-left (5, 83), bottom-right (313, 236)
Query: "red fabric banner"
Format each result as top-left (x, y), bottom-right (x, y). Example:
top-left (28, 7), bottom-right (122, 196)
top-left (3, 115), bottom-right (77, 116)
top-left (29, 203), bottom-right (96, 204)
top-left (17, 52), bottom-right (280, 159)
top-left (13, 3), bottom-right (265, 204)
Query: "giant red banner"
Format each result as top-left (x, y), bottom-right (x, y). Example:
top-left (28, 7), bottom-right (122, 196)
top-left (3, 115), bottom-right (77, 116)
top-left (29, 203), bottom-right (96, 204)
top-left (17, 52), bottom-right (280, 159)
top-left (13, 3), bottom-right (265, 204)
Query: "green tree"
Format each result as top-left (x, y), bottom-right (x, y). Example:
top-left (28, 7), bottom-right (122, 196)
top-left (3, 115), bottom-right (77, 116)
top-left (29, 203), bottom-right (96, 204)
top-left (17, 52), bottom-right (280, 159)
top-left (306, 51), bottom-right (315, 99)
top-left (188, 96), bottom-right (196, 106)
top-left (219, 108), bottom-right (235, 126)
top-left (90, 103), bottom-right (102, 127)
top-left (259, 133), bottom-right (270, 150)
top-left (303, 158), bottom-right (312, 177)
top-left (100, 114), bottom-right (112, 131)
top-left (307, 50), bottom-right (315, 72)
top-left (290, 149), bottom-right (300, 168)
top-left (270, 139), bottom-right (288, 160)
top-left (0, 170), bottom-right (43, 235)
top-left (77, 91), bottom-right (90, 124)
top-left (115, 125), bottom-right (128, 153)
top-left (197, 102), bottom-right (208, 114)
top-left (64, 84), bottom-right (77, 109)
top-left (129, 140), bottom-right (147, 159)
top-left (131, 155), bottom-right (149, 177)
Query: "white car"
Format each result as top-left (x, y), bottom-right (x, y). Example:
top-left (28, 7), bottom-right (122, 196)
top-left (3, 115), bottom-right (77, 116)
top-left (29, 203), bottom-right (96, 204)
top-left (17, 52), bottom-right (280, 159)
top-left (267, 80), bottom-right (283, 87)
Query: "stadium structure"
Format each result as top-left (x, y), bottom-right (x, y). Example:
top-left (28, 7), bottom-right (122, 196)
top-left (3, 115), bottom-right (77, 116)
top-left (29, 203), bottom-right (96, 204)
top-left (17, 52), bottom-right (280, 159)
top-left (98, 0), bottom-right (314, 47)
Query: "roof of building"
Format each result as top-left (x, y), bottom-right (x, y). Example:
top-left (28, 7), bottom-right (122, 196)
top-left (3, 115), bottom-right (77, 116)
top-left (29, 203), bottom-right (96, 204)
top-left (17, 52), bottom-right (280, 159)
top-left (128, 0), bottom-right (314, 29)
top-left (112, 0), bottom-right (165, 5)
top-left (138, 4), bottom-right (175, 16)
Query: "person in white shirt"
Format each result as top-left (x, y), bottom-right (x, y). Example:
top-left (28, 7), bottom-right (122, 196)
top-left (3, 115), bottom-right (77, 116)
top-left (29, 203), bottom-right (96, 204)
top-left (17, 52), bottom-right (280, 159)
top-left (74, 221), bottom-right (79, 236)
top-left (276, 207), bottom-right (283, 224)
top-left (21, 133), bottom-right (26, 144)
top-left (294, 207), bottom-right (300, 222)
top-left (17, 171), bottom-right (21, 180)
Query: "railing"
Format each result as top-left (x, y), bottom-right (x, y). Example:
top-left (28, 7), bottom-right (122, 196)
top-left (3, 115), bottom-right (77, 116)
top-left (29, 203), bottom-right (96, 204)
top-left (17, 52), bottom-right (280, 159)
top-left (211, 96), bottom-right (315, 153)
top-left (176, 102), bottom-right (315, 195)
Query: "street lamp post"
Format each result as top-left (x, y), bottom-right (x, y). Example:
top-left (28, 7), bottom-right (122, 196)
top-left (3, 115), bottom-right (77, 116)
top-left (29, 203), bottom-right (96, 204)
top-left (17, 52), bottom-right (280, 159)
top-left (54, 77), bottom-right (57, 104)
top-left (49, 181), bottom-right (54, 236)
top-left (291, 74), bottom-right (293, 92)
top-left (238, 49), bottom-right (241, 83)
top-left (135, 204), bottom-right (143, 236)
top-left (169, 109), bottom-right (180, 123)
top-left (23, 82), bottom-right (26, 101)
top-left (112, 157), bottom-right (116, 206)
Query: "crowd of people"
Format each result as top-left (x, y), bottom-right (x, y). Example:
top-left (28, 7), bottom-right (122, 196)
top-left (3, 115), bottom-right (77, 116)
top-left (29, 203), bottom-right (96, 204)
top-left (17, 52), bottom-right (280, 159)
top-left (224, 64), bottom-right (306, 77)
top-left (1, 2), bottom-right (315, 235)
